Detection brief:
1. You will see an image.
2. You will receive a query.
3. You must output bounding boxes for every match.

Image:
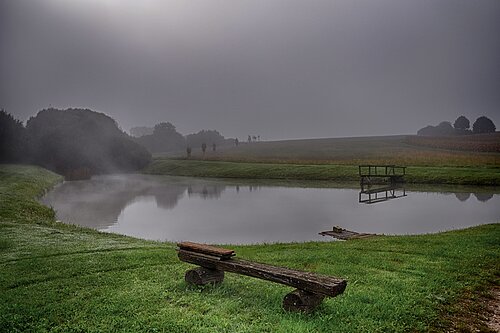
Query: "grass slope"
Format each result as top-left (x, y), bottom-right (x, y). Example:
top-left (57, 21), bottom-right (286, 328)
top-left (180, 135), bottom-right (500, 167)
top-left (145, 159), bottom-right (500, 186)
top-left (1, 165), bottom-right (499, 332)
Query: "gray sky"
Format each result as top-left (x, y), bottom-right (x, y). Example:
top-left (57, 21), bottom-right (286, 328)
top-left (1, 0), bottom-right (499, 140)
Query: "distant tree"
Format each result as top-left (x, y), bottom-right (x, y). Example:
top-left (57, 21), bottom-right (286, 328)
top-left (25, 108), bottom-right (151, 177)
top-left (257, 135), bottom-right (260, 141)
top-left (201, 143), bottom-right (207, 155)
top-left (472, 116), bottom-right (496, 134)
top-left (235, 138), bottom-right (239, 146)
top-left (0, 109), bottom-right (26, 163)
top-left (453, 116), bottom-right (470, 131)
top-left (212, 143), bottom-right (216, 151)
top-left (130, 126), bottom-right (154, 137)
top-left (154, 122), bottom-right (176, 135)
top-left (186, 147), bottom-right (191, 158)
top-left (417, 125), bottom-right (435, 136)
top-left (248, 135), bottom-right (251, 143)
top-left (436, 121), bottom-right (454, 135)
top-left (135, 121), bottom-right (185, 153)
top-left (186, 129), bottom-right (230, 148)
top-left (252, 135), bottom-right (257, 141)
top-left (417, 121), bottom-right (454, 136)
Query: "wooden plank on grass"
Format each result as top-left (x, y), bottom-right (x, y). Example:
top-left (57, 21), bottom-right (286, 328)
top-left (178, 242), bottom-right (235, 259)
top-left (177, 249), bottom-right (346, 297)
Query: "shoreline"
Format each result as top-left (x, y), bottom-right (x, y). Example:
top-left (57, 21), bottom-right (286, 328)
top-left (143, 158), bottom-right (500, 186)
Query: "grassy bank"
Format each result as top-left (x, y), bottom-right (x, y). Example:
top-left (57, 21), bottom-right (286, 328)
top-left (144, 159), bottom-right (500, 186)
top-left (1, 165), bottom-right (499, 332)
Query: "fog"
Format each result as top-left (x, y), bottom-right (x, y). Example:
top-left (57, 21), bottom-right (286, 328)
top-left (1, 0), bottom-right (499, 140)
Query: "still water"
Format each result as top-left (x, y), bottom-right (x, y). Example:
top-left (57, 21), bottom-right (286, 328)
top-left (41, 174), bottom-right (500, 244)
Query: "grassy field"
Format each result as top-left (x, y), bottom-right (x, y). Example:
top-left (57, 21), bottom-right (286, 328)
top-left (177, 135), bottom-right (500, 167)
top-left (1, 164), bottom-right (499, 332)
top-left (150, 134), bottom-right (500, 185)
top-left (144, 159), bottom-right (500, 186)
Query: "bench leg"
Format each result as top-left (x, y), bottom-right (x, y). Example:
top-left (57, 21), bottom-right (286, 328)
top-left (185, 267), bottom-right (224, 286)
top-left (283, 289), bottom-right (325, 313)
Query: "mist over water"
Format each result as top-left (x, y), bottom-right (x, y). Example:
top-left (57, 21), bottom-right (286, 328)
top-left (41, 175), bottom-right (500, 244)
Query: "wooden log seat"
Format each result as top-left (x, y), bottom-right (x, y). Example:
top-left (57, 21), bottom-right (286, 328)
top-left (177, 242), bottom-right (347, 313)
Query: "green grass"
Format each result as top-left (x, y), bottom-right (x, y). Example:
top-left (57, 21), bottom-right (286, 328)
top-left (144, 159), bottom-right (500, 186)
top-left (1, 164), bottom-right (499, 332)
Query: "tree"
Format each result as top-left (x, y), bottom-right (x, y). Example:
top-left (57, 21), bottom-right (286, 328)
top-left (130, 126), bottom-right (153, 137)
top-left (417, 121), bottom-right (454, 136)
top-left (453, 116), bottom-right (470, 131)
top-left (186, 147), bottom-right (191, 158)
top-left (135, 121), bottom-right (185, 153)
top-left (25, 108), bottom-right (151, 177)
top-left (235, 138), bottom-right (239, 146)
top-left (417, 125), bottom-right (435, 136)
top-left (435, 121), bottom-right (454, 135)
top-left (201, 143), bottom-right (207, 155)
top-left (472, 116), bottom-right (496, 134)
top-left (0, 109), bottom-right (26, 163)
top-left (212, 143), bottom-right (216, 151)
top-left (248, 135), bottom-right (251, 143)
top-left (186, 130), bottom-right (227, 148)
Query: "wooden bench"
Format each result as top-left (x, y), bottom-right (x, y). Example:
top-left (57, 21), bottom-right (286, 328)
top-left (177, 241), bottom-right (347, 313)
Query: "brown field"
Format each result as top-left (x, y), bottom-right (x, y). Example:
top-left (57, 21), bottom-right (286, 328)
top-left (172, 134), bottom-right (500, 167)
top-left (405, 133), bottom-right (500, 153)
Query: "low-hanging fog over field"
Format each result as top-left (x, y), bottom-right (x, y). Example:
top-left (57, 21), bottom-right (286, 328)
top-left (1, 0), bottom-right (499, 140)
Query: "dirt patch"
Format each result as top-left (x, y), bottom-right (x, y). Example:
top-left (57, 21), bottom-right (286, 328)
top-left (432, 286), bottom-right (500, 332)
top-left (487, 287), bottom-right (500, 332)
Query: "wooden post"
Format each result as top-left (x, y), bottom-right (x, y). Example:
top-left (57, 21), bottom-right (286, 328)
top-left (283, 289), bottom-right (325, 313)
top-left (185, 267), bottom-right (224, 285)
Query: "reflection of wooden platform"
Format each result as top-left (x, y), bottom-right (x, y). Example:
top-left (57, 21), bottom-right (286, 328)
top-left (359, 186), bottom-right (407, 204)
top-left (319, 227), bottom-right (375, 240)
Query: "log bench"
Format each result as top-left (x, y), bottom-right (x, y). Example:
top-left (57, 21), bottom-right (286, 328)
top-left (177, 241), bottom-right (347, 313)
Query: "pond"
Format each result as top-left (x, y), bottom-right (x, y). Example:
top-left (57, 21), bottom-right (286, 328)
top-left (41, 174), bottom-right (500, 244)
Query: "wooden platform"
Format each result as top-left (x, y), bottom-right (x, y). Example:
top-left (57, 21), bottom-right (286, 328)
top-left (359, 165), bottom-right (406, 188)
top-left (319, 227), bottom-right (375, 240)
top-left (358, 165), bottom-right (406, 177)
top-left (176, 242), bottom-right (347, 312)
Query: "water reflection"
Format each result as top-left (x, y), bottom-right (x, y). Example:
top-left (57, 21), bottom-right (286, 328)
top-left (358, 183), bottom-right (407, 204)
top-left (474, 193), bottom-right (494, 202)
top-left (187, 184), bottom-right (225, 200)
top-left (455, 192), bottom-right (471, 202)
top-left (42, 175), bottom-right (232, 229)
top-left (453, 192), bottom-right (494, 202)
top-left (41, 175), bottom-right (500, 244)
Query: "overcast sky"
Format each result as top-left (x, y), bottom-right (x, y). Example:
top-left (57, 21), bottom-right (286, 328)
top-left (1, 0), bottom-right (499, 140)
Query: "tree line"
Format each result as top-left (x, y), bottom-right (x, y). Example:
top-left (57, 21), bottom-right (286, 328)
top-left (417, 115), bottom-right (496, 136)
top-left (132, 123), bottom-right (237, 154)
top-left (1, 108), bottom-right (151, 179)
